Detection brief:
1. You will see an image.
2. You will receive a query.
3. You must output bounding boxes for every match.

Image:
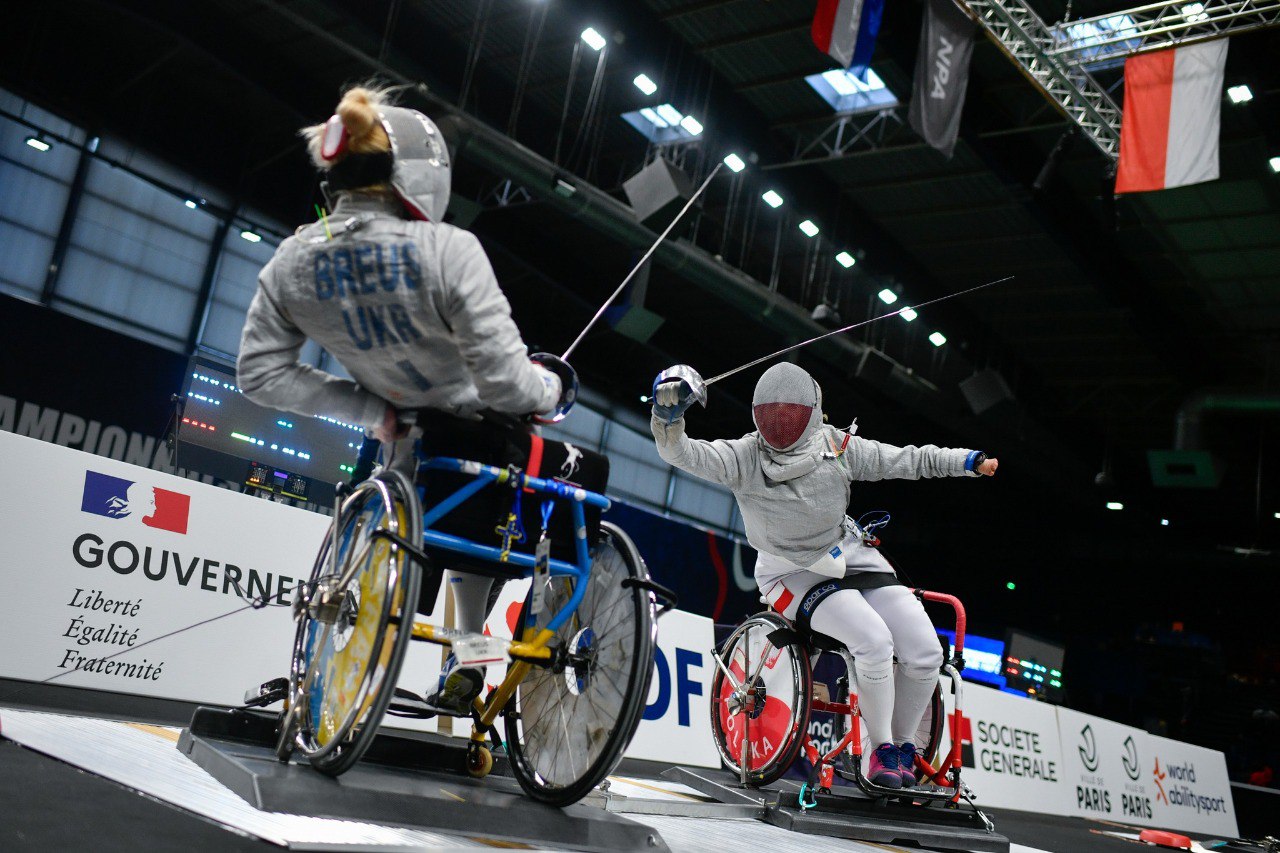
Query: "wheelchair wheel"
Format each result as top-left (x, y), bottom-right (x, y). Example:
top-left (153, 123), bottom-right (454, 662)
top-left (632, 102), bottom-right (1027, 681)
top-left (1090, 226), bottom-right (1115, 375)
top-left (280, 472), bottom-right (422, 776)
top-left (503, 521), bottom-right (657, 806)
top-left (710, 612), bottom-right (812, 786)
top-left (831, 669), bottom-right (944, 786)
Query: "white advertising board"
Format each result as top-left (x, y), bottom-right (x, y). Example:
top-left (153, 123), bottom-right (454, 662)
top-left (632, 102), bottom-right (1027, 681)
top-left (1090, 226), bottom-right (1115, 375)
top-left (0, 430), bottom-right (324, 706)
top-left (932, 678), bottom-right (1076, 816)
top-left (1056, 706), bottom-right (1237, 836)
top-left (626, 607), bottom-right (719, 767)
top-left (1145, 730), bottom-right (1239, 835)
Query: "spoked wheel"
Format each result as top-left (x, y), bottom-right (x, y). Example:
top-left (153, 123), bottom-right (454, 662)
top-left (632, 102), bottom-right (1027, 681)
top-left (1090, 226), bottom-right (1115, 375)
top-left (278, 472), bottom-right (422, 776)
top-left (503, 521), bottom-right (657, 807)
top-left (831, 668), bottom-right (944, 787)
top-left (710, 612), bottom-right (812, 787)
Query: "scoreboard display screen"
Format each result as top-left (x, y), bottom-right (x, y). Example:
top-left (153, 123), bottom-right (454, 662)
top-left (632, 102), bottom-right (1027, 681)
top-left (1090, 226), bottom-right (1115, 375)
top-left (175, 356), bottom-right (364, 504)
top-left (1004, 629), bottom-right (1065, 701)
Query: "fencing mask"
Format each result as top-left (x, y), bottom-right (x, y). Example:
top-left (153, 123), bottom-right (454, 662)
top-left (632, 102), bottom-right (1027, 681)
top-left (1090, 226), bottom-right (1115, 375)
top-left (752, 362), bottom-right (823, 451)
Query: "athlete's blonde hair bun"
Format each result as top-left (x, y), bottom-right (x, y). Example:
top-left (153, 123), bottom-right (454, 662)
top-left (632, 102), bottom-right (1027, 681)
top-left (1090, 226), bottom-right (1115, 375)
top-left (303, 85), bottom-right (392, 169)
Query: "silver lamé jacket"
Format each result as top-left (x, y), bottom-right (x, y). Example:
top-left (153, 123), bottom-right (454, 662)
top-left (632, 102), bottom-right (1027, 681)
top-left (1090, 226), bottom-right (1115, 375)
top-left (237, 193), bottom-right (553, 427)
top-left (652, 415), bottom-right (976, 570)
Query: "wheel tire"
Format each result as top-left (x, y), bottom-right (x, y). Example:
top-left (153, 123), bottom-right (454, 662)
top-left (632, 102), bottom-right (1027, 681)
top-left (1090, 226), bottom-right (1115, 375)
top-left (709, 612), bottom-right (813, 787)
top-left (287, 473), bottom-right (422, 777)
top-left (465, 744), bottom-right (494, 779)
top-left (503, 522), bottom-right (657, 807)
top-left (832, 670), bottom-right (944, 786)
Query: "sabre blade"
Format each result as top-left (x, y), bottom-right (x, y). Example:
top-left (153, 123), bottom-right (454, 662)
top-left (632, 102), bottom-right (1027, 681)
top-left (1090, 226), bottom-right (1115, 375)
top-left (704, 275), bottom-right (1014, 387)
top-left (561, 161), bottom-right (726, 361)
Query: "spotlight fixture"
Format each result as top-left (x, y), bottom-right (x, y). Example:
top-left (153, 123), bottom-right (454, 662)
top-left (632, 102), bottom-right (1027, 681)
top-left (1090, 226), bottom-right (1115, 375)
top-left (877, 288), bottom-right (898, 305)
top-left (240, 229), bottom-right (262, 243)
top-left (679, 115), bottom-right (703, 136)
top-left (798, 220), bottom-right (819, 237)
top-left (1270, 156), bottom-right (1280, 174)
top-left (1106, 501), bottom-right (1124, 510)
top-left (928, 331), bottom-right (947, 347)
top-left (899, 307), bottom-right (918, 321)
top-left (580, 27), bottom-right (606, 51)
top-left (1227, 84), bottom-right (1253, 104)
top-left (1161, 518), bottom-right (1170, 526)
top-left (24, 135), bottom-right (51, 152)
top-left (835, 251), bottom-right (856, 268)
top-left (761, 190), bottom-right (783, 208)
top-left (633, 74), bottom-right (657, 96)
top-left (723, 153), bottom-right (746, 173)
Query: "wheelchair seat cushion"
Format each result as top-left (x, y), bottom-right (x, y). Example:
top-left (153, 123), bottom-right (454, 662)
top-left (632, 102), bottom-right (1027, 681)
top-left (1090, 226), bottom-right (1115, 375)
top-left (413, 411), bottom-right (609, 570)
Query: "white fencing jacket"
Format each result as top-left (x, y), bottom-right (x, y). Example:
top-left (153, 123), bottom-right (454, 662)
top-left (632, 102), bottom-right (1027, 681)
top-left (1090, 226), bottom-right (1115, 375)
top-left (237, 193), bottom-right (553, 427)
top-left (652, 415), bottom-right (976, 580)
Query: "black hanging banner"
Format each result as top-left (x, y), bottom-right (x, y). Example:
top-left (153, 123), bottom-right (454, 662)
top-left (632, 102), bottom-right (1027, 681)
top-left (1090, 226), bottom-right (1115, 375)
top-left (907, 0), bottom-right (979, 159)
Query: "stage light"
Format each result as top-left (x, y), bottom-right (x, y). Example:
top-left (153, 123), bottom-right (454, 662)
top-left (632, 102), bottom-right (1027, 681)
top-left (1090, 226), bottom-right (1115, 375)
top-left (24, 135), bottom-right (50, 152)
top-left (655, 103), bottom-right (683, 125)
top-left (1270, 157), bottom-right (1280, 173)
top-left (1227, 85), bottom-right (1253, 104)
top-left (1161, 518), bottom-right (1169, 526)
top-left (184, 199), bottom-right (198, 209)
top-left (877, 288), bottom-right (898, 304)
top-left (899, 307), bottom-right (917, 321)
top-left (1006, 582), bottom-right (1016, 590)
top-left (798, 219), bottom-right (819, 237)
top-left (723, 153), bottom-right (746, 172)
top-left (762, 190), bottom-right (783, 208)
top-left (929, 331), bottom-right (947, 347)
top-left (679, 115), bottom-right (703, 136)
top-left (634, 74), bottom-right (657, 95)
top-left (240, 229), bottom-right (262, 243)
top-left (580, 27), bottom-right (606, 51)
top-left (1107, 501), bottom-right (1124, 510)
top-left (835, 251), bottom-right (855, 268)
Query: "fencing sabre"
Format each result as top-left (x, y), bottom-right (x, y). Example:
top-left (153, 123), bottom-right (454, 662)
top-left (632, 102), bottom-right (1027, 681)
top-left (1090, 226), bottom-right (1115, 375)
top-left (560, 160), bottom-right (726, 361)
top-left (666, 276), bottom-right (1015, 409)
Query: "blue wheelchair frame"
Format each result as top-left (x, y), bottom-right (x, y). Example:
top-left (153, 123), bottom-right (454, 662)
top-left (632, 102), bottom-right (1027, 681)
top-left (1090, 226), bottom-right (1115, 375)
top-left (414, 457), bottom-right (612, 635)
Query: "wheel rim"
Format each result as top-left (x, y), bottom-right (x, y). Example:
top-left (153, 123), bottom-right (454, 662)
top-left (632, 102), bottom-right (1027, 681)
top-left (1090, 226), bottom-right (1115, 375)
top-left (713, 618), bottom-right (808, 778)
top-left (508, 527), bottom-right (647, 793)
top-left (292, 478), bottom-right (413, 758)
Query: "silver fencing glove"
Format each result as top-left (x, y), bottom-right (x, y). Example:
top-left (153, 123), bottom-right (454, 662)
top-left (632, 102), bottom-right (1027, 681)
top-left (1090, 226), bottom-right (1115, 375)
top-left (652, 364), bottom-right (707, 424)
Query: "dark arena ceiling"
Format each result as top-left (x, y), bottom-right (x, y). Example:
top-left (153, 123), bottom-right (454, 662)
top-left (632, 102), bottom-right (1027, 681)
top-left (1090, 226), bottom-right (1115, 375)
top-left (3, 1), bottom-right (1279, 690)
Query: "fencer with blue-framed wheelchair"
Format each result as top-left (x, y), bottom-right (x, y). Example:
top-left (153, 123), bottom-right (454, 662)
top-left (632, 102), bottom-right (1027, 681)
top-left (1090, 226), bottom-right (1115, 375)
top-left (270, 359), bottom-right (674, 807)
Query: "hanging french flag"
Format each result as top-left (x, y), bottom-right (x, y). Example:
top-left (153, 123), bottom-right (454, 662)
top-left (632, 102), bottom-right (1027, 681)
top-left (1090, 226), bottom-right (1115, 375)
top-left (812, 0), bottom-right (886, 78)
top-left (1115, 40), bottom-right (1228, 194)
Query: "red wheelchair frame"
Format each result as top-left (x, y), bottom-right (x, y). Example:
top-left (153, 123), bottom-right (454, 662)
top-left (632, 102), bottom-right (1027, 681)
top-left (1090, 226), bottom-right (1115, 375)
top-left (711, 586), bottom-right (984, 818)
top-left (798, 590), bottom-right (971, 807)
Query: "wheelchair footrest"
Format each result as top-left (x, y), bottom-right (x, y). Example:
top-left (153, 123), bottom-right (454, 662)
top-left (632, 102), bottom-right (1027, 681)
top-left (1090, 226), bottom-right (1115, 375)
top-left (386, 688), bottom-right (438, 719)
top-left (242, 677), bottom-right (288, 708)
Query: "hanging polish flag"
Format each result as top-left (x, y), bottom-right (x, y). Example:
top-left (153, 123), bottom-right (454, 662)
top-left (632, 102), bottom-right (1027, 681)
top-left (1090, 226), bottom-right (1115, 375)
top-left (1115, 40), bottom-right (1228, 194)
top-left (812, 0), bottom-right (886, 78)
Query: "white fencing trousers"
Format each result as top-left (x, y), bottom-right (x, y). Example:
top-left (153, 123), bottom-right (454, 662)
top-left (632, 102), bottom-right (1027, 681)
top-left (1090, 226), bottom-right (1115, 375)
top-left (774, 573), bottom-right (943, 748)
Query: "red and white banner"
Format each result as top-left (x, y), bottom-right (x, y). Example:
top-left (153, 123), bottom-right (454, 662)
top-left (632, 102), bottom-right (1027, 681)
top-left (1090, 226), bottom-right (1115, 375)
top-left (1116, 40), bottom-right (1228, 194)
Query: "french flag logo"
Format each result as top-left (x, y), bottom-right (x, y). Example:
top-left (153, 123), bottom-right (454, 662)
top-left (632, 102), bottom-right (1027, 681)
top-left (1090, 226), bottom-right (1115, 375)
top-left (80, 471), bottom-right (191, 534)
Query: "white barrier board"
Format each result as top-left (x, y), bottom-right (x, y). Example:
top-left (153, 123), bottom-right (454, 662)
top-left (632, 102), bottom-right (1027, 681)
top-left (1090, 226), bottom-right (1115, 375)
top-left (0, 431), bottom-right (322, 705)
top-left (930, 676), bottom-right (1076, 816)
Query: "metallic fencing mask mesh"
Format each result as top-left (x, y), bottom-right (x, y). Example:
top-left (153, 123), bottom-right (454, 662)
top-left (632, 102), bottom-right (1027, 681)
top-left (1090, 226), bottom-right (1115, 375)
top-left (752, 363), bottom-right (823, 451)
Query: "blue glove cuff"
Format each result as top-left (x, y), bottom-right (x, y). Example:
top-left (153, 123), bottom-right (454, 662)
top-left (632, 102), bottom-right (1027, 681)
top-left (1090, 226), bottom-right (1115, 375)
top-left (965, 450), bottom-right (985, 472)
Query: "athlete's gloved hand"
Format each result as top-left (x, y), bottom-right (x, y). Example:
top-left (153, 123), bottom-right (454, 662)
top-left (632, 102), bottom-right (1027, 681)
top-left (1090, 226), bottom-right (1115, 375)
top-left (532, 364), bottom-right (562, 416)
top-left (529, 353), bottom-right (578, 424)
top-left (652, 364), bottom-right (707, 424)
